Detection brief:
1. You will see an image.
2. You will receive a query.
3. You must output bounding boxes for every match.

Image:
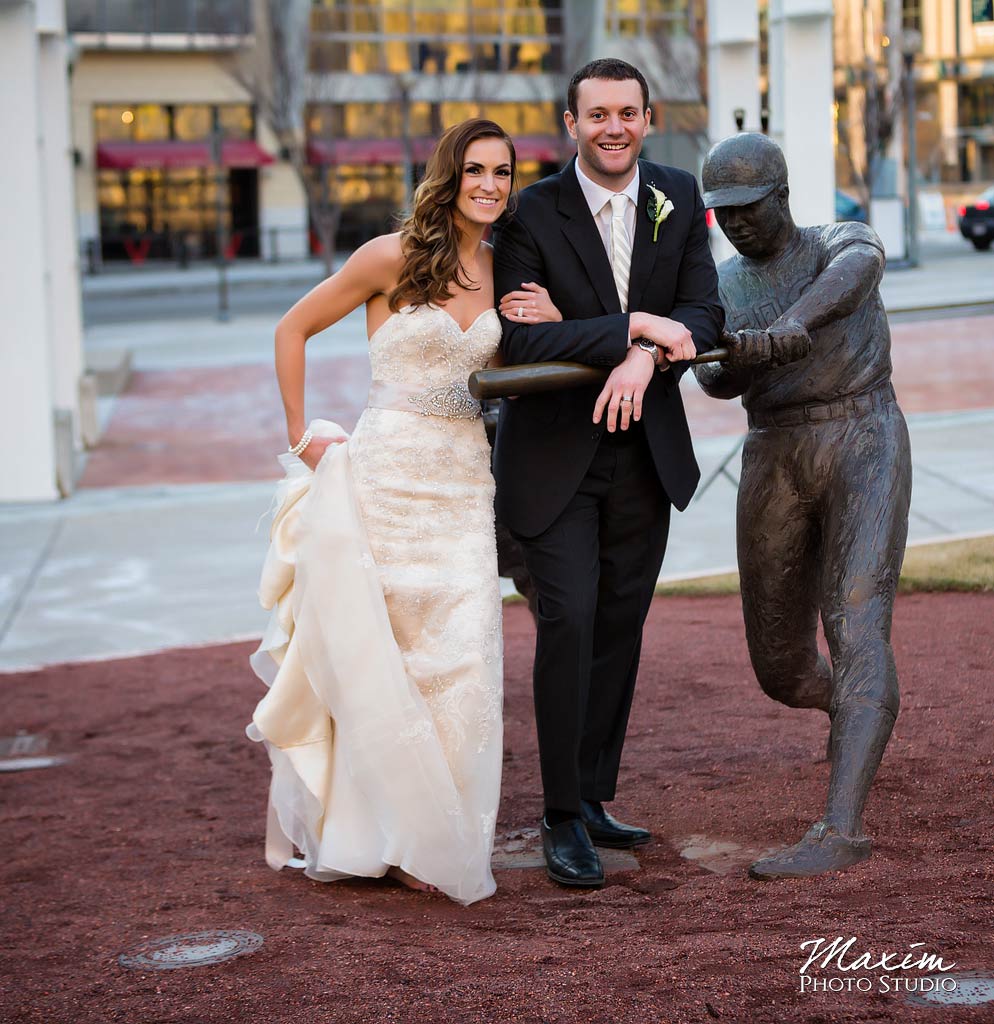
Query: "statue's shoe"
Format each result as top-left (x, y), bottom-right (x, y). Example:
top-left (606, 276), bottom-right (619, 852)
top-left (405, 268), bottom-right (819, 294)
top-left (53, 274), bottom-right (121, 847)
top-left (748, 822), bottom-right (872, 881)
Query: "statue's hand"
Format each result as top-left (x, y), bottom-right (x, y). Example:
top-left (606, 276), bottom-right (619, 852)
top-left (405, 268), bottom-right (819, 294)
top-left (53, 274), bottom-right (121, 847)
top-left (724, 329), bottom-right (773, 369)
top-left (766, 318), bottom-right (812, 366)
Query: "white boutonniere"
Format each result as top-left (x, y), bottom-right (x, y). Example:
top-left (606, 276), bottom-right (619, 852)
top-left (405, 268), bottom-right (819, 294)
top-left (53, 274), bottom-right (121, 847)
top-left (646, 184), bottom-right (675, 242)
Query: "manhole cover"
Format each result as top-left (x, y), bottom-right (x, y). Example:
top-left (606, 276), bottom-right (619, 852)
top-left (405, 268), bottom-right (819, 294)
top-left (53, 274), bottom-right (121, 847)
top-left (492, 827), bottom-right (639, 872)
top-left (907, 972), bottom-right (994, 1007)
top-left (0, 755), bottom-right (71, 773)
top-left (0, 733), bottom-right (49, 757)
top-left (119, 930), bottom-right (263, 970)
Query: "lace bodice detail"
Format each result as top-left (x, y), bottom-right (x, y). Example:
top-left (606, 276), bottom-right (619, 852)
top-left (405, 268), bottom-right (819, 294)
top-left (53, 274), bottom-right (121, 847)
top-left (368, 304), bottom-right (501, 386)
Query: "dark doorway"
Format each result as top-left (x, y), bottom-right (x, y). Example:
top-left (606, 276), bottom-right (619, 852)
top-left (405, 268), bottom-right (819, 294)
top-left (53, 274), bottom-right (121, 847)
top-left (229, 168), bottom-right (260, 257)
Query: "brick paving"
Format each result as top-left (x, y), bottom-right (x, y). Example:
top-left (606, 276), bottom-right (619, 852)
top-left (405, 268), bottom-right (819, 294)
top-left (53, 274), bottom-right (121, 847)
top-left (78, 314), bottom-right (994, 490)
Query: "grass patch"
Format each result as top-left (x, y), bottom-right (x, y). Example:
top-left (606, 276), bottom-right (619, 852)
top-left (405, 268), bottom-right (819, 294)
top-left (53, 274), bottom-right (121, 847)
top-left (655, 572), bottom-right (740, 597)
top-left (649, 534), bottom-right (994, 598)
top-left (898, 534), bottom-right (994, 593)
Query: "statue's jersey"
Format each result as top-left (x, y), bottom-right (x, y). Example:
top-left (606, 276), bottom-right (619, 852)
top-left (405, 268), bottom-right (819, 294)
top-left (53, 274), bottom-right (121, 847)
top-left (718, 222), bottom-right (892, 413)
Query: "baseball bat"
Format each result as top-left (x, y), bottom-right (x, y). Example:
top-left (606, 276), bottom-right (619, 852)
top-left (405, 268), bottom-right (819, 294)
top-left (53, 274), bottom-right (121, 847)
top-left (468, 346), bottom-right (729, 401)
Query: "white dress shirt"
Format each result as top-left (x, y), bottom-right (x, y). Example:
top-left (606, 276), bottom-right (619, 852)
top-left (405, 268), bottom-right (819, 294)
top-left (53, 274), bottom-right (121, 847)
top-left (574, 159), bottom-right (640, 265)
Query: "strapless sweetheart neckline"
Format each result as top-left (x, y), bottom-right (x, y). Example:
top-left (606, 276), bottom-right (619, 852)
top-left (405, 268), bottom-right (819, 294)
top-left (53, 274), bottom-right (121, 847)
top-left (368, 303), bottom-right (499, 346)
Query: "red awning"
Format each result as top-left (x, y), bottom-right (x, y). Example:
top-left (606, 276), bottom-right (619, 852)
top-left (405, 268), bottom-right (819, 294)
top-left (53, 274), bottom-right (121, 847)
top-left (306, 138), bottom-right (433, 165)
top-left (96, 140), bottom-right (275, 170)
top-left (307, 135), bottom-right (568, 167)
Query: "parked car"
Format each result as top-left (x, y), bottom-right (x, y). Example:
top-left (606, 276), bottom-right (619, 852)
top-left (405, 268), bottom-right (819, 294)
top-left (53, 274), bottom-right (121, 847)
top-left (835, 189), bottom-right (868, 223)
top-left (958, 186), bottom-right (994, 251)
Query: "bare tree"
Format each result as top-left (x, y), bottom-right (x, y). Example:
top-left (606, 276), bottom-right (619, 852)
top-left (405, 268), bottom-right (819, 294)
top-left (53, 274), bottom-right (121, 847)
top-left (836, 1), bottom-right (908, 213)
top-left (233, 0), bottom-right (341, 274)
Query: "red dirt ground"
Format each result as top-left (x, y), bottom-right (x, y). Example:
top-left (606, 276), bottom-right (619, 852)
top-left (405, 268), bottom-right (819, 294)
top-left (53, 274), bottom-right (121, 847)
top-left (2, 593), bottom-right (993, 1023)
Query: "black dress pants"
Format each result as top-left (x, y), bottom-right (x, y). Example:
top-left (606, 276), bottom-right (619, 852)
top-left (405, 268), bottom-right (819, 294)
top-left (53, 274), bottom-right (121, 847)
top-left (515, 432), bottom-right (670, 814)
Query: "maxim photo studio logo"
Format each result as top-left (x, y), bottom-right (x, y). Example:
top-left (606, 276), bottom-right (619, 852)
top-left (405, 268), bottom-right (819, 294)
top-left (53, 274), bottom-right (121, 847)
top-left (799, 936), bottom-right (957, 996)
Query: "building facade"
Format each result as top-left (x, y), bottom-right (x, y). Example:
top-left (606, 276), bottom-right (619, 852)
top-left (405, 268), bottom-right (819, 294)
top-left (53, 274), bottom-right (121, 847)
top-left (833, 0), bottom-right (994, 194)
top-left (66, 0), bottom-right (708, 264)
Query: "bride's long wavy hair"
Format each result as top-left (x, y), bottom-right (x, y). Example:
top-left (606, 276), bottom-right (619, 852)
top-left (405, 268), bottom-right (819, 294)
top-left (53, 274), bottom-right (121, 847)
top-left (388, 118), bottom-right (517, 312)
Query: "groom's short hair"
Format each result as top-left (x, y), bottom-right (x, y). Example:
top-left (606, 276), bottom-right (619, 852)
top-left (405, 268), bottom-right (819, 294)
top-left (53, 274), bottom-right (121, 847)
top-left (567, 59), bottom-right (650, 117)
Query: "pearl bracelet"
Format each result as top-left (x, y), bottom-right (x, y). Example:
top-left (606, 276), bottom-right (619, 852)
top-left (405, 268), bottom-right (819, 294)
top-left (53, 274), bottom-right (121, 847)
top-left (288, 429), bottom-right (313, 456)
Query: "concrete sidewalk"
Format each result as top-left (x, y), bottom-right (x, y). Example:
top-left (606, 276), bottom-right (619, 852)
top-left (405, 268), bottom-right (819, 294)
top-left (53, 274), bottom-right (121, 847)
top-left (2, 406), bottom-right (992, 672)
top-left (80, 228), bottom-right (994, 313)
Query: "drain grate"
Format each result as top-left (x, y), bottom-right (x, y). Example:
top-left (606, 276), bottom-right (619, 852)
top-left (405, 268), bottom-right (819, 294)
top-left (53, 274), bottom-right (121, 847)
top-left (907, 972), bottom-right (994, 1007)
top-left (0, 733), bottom-right (48, 758)
top-left (0, 755), bottom-right (71, 773)
top-left (0, 734), bottom-right (69, 773)
top-left (119, 930), bottom-right (264, 970)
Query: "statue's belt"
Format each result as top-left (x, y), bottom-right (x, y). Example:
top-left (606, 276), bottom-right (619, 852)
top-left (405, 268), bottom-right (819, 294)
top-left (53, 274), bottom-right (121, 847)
top-left (747, 383), bottom-right (895, 430)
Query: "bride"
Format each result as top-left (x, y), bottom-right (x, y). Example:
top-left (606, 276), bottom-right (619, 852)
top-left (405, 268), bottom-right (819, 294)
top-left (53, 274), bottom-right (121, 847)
top-left (247, 119), bottom-right (558, 904)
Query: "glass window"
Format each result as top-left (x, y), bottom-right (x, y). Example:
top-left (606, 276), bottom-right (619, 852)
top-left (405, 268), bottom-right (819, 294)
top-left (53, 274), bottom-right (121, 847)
top-left (441, 102), bottom-right (484, 129)
top-left (218, 104), bottom-right (255, 139)
top-left (94, 105), bottom-right (137, 142)
top-left (310, 39), bottom-right (348, 70)
top-left (310, 6), bottom-right (348, 33)
top-left (132, 104), bottom-right (170, 141)
top-left (98, 166), bottom-right (233, 260)
top-left (173, 105), bottom-right (211, 141)
top-left (485, 101), bottom-right (558, 135)
top-left (605, 0), bottom-right (691, 37)
top-left (409, 102), bottom-right (433, 136)
top-left (349, 41), bottom-right (383, 72)
top-left (385, 40), bottom-right (412, 71)
top-left (902, 0), bottom-right (922, 32)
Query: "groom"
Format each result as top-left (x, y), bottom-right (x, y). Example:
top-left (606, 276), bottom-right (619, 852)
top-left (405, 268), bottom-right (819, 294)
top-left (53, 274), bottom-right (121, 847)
top-left (493, 59), bottom-right (724, 888)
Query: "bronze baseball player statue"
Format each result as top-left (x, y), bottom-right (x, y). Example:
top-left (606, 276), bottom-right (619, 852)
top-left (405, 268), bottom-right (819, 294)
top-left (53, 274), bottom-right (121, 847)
top-left (695, 133), bottom-right (912, 880)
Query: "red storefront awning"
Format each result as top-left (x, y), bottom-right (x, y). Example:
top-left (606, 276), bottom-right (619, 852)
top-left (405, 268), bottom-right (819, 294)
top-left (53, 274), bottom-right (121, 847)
top-left (307, 135), bottom-right (569, 167)
top-left (96, 140), bottom-right (275, 170)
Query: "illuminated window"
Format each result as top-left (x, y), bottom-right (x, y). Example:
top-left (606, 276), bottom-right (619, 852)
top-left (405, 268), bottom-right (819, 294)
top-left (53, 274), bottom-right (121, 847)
top-left (173, 105), bottom-right (211, 141)
top-left (605, 0), bottom-right (691, 38)
top-left (309, 0), bottom-right (563, 74)
top-left (94, 104), bottom-right (255, 142)
top-left (133, 104), bottom-right (171, 141)
top-left (902, 0), bottom-right (922, 33)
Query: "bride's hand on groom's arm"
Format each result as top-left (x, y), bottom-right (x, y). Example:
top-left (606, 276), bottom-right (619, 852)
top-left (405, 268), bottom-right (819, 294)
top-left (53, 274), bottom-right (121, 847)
top-left (592, 345), bottom-right (656, 433)
top-left (498, 282), bottom-right (563, 325)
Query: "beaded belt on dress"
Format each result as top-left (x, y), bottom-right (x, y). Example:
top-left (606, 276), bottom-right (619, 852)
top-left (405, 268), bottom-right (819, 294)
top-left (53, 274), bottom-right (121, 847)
top-left (367, 379), bottom-right (481, 420)
top-left (747, 382), bottom-right (895, 429)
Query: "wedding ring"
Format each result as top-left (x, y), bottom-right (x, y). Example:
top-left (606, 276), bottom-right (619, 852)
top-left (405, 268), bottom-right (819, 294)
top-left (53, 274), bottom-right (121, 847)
top-left (517, 306), bottom-right (524, 318)
top-left (621, 395), bottom-right (634, 403)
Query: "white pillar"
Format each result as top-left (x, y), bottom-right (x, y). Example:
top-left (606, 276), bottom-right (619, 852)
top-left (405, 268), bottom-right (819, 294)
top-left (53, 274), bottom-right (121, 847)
top-left (707, 0), bottom-right (761, 142)
top-left (707, 0), bottom-right (761, 260)
top-left (38, 18), bottom-right (85, 444)
top-left (0, 2), bottom-right (58, 501)
top-left (769, 0), bottom-right (836, 227)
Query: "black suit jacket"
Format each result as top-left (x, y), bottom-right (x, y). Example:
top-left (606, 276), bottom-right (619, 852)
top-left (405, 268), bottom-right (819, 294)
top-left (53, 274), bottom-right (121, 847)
top-left (492, 157), bottom-right (724, 537)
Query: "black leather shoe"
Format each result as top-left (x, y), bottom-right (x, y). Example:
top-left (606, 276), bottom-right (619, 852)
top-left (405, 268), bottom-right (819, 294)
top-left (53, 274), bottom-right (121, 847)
top-left (580, 799), bottom-right (651, 849)
top-left (541, 817), bottom-right (604, 888)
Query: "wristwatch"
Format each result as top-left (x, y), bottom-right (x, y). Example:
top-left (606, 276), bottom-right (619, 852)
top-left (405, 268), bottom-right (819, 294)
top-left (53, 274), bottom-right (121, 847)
top-left (635, 338), bottom-right (660, 365)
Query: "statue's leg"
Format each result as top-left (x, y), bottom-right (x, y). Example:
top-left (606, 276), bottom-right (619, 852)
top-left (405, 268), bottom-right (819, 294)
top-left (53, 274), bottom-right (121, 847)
top-left (749, 405), bottom-right (912, 880)
top-left (737, 429), bottom-right (831, 713)
top-left (818, 405), bottom-right (912, 839)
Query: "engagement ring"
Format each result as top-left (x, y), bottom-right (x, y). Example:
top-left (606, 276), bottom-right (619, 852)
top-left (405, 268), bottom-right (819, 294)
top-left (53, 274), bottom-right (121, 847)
top-left (517, 306), bottom-right (524, 318)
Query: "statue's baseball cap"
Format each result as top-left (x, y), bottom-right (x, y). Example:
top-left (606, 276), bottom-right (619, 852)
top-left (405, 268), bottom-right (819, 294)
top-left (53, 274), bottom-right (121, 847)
top-left (701, 133), bottom-right (788, 209)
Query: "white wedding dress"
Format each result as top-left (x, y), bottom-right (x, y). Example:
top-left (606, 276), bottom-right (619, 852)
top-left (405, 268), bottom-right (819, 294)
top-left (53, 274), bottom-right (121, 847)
top-left (248, 303), bottom-right (504, 905)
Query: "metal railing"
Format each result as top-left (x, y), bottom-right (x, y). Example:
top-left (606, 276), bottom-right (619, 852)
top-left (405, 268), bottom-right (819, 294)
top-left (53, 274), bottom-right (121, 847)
top-left (81, 219), bottom-right (395, 274)
top-left (67, 0), bottom-right (252, 36)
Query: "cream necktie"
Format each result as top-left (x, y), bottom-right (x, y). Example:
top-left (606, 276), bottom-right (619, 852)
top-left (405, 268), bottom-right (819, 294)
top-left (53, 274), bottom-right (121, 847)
top-left (608, 193), bottom-right (632, 312)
